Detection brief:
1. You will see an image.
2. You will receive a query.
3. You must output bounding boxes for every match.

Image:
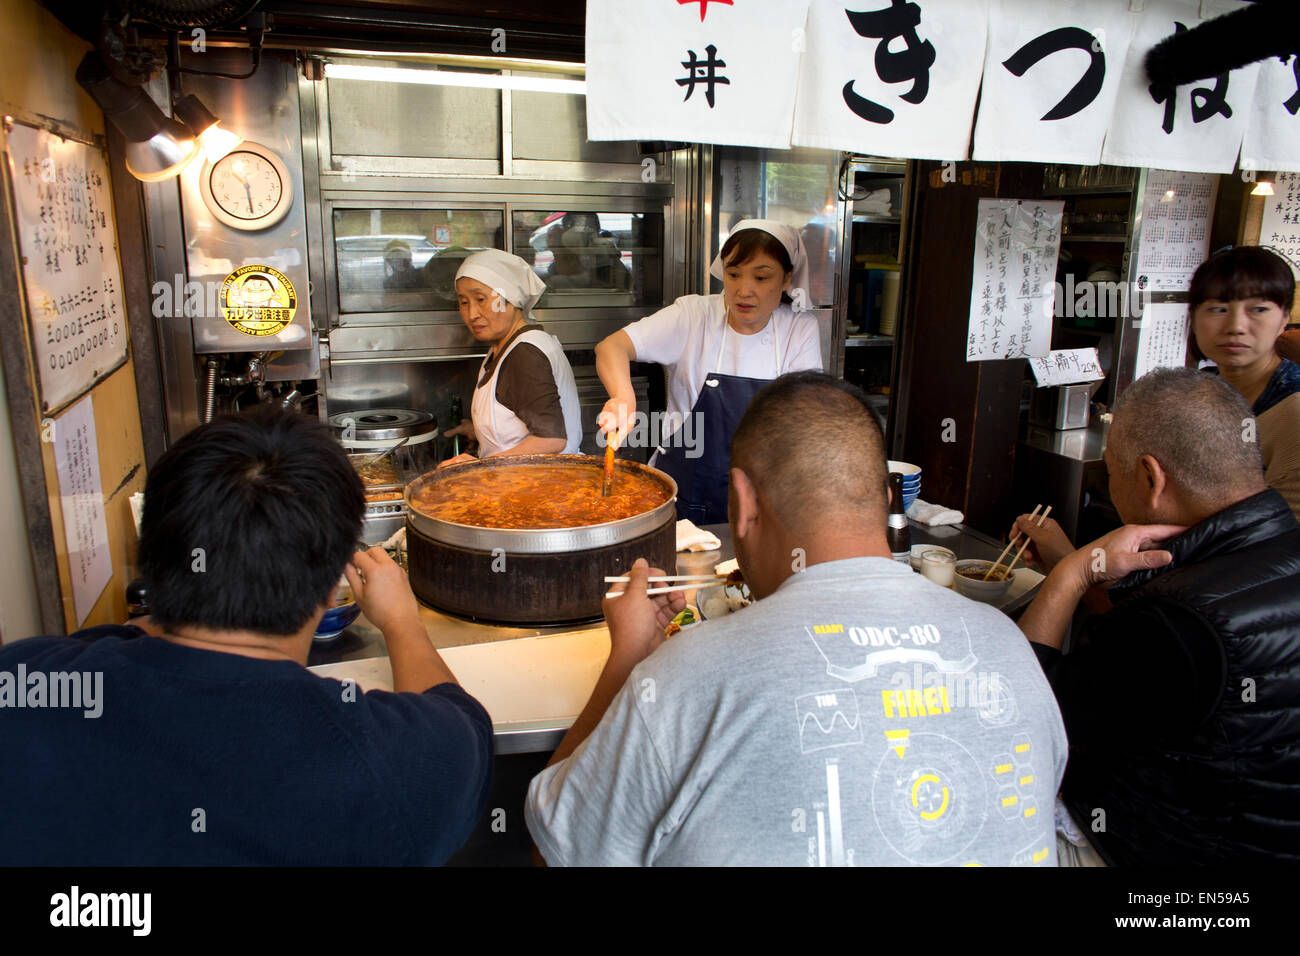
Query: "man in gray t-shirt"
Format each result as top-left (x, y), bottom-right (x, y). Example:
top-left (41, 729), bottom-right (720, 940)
top-left (526, 373), bottom-right (1067, 866)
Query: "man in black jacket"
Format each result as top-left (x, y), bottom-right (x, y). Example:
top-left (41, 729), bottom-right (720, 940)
top-left (1014, 366), bottom-right (1300, 865)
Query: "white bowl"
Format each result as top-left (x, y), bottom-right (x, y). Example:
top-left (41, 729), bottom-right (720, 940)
top-left (953, 560), bottom-right (1014, 604)
top-left (887, 460), bottom-right (922, 479)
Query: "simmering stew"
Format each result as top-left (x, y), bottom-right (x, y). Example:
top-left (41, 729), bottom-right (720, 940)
top-left (411, 461), bottom-right (670, 529)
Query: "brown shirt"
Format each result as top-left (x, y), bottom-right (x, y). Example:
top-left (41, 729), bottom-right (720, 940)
top-left (478, 324), bottom-right (567, 440)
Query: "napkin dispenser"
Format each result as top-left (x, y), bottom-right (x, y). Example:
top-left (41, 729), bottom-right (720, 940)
top-left (1030, 383), bottom-right (1091, 431)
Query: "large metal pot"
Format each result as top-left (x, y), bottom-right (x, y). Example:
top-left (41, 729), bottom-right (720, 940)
top-left (405, 454), bottom-right (678, 624)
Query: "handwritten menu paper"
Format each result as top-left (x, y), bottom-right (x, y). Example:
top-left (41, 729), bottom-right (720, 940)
top-left (1134, 302), bottom-right (1191, 379)
top-left (6, 123), bottom-right (127, 413)
top-left (1134, 169), bottom-right (1216, 292)
top-left (967, 199), bottom-right (1063, 362)
top-left (1259, 171), bottom-right (1300, 280)
top-left (1028, 348), bottom-right (1105, 387)
top-left (52, 395), bottom-right (112, 627)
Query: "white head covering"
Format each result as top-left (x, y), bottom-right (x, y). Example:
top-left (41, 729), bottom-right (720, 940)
top-left (455, 249), bottom-right (548, 321)
top-left (709, 218), bottom-right (813, 313)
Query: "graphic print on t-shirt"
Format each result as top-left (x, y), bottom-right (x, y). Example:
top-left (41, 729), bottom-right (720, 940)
top-left (795, 615), bottom-right (1054, 867)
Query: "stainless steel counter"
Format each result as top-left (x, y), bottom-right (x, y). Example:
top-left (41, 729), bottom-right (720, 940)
top-left (309, 518), bottom-right (1036, 669)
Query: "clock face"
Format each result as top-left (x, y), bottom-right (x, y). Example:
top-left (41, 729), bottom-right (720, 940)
top-left (199, 142), bottom-right (293, 231)
top-left (211, 151), bottom-right (282, 219)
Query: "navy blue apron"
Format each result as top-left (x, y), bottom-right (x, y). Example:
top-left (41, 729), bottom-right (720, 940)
top-left (656, 320), bottom-right (781, 525)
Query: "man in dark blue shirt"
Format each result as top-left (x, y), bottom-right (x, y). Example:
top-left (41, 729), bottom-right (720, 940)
top-left (0, 406), bottom-right (493, 865)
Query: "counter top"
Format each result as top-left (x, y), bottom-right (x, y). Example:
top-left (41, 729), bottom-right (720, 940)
top-left (308, 519), bottom-right (1041, 753)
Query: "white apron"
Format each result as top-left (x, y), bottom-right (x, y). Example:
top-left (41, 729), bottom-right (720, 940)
top-left (472, 327), bottom-right (583, 457)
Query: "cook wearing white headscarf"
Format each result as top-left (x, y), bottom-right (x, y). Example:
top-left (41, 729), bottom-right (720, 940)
top-left (439, 250), bottom-right (583, 466)
top-left (593, 219), bottom-right (825, 525)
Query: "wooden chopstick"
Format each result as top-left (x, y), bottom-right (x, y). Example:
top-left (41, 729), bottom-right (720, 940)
top-left (1003, 505), bottom-right (1051, 576)
top-left (985, 504), bottom-right (1050, 580)
top-left (605, 584), bottom-right (702, 598)
top-left (603, 574), bottom-right (724, 583)
top-left (985, 504), bottom-right (1041, 580)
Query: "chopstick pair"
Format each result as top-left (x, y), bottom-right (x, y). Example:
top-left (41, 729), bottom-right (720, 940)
top-left (985, 504), bottom-right (1052, 581)
top-left (603, 573), bottom-right (725, 599)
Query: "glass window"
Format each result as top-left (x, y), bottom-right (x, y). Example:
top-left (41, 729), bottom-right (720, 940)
top-left (333, 208), bottom-right (504, 313)
top-left (510, 210), bottom-right (662, 308)
top-left (327, 76), bottom-right (500, 161)
top-left (712, 147), bottom-right (841, 309)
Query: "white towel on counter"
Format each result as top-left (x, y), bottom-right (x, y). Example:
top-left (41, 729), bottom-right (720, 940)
top-left (676, 519), bottom-right (721, 553)
top-left (906, 498), bottom-right (964, 527)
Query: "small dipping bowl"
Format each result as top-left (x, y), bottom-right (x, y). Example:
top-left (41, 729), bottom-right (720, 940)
top-left (314, 585), bottom-right (361, 642)
top-left (953, 559), bottom-right (1014, 604)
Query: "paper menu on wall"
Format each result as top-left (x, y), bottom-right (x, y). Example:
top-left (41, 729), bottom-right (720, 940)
top-left (1259, 171), bottom-right (1300, 281)
top-left (1133, 302), bottom-right (1192, 380)
top-left (5, 123), bottom-right (128, 414)
top-left (1134, 170), bottom-right (1216, 293)
top-left (52, 394), bottom-right (112, 627)
top-left (1028, 348), bottom-right (1105, 387)
top-left (966, 199), bottom-right (1063, 362)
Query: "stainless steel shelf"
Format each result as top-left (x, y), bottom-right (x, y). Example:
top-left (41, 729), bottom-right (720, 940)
top-left (845, 334), bottom-right (896, 347)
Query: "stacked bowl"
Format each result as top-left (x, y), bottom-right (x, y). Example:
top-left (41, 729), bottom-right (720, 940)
top-left (887, 460), bottom-right (922, 511)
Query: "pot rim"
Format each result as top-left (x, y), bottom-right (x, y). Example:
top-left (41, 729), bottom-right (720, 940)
top-left (405, 454), bottom-right (678, 554)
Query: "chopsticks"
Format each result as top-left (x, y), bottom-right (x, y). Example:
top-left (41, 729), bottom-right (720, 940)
top-left (984, 504), bottom-right (1052, 580)
top-left (603, 573), bottom-right (727, 599)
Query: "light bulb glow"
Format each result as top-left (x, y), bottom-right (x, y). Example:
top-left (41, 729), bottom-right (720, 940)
top-left (199, 124), bottom-right (242, 163)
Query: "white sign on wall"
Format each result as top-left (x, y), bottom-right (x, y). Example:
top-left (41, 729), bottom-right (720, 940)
top-left (1029, 347), bottom-right (1105, 386)
top-left (973, 0), bottom-right (1137, 165)
top-left (967, 198), bottom-right (1064, 362)
top-left (793, 0), bottom-right (988, 160)
top-left (585, 0), bottom-right (809, 148)
top-left (1134, 301), bottom-right (1192, 379)
top-left (1259, 171), bottom-right (1300, 280)
top-left (6, 123), bottom-right (128, 414)
top-left (51, 394), bottom-right (112, 627)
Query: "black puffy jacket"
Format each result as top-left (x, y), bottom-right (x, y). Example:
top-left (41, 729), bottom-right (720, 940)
top-left (1065, 489), bottom-right (1300, 865)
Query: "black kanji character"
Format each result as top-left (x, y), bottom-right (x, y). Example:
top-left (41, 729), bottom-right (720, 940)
top-left (1002, 27), bottom-right (1105, 121)
top-left (676, 44), bottom-right (730, 108)
top-left (1284, 53), bottom-right (1299, 116)
top-left (842, 0), bottom-right (936, 125)
top-left (1148, 23), bottom-right (1231, 135)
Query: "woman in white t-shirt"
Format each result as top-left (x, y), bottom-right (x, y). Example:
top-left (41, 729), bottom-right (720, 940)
top-left (595, 219), bottom-right (823, 524)
top-left (441, 249), bottom-right (582, 467)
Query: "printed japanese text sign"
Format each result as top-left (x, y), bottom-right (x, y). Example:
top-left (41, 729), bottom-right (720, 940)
top-left (973, 0), bottom-right (1137, 165)
top-left (1259, 171), bottom-right (1300, 281)
top-left (1028, 348), bottom-right (1104, 387)
top-left (967, 199), bottom-right (1063, 363)
top-left (52, 394), bottom-right (112, 627)
top-left (1241, 55), bottom-right (1300, 173)
top-left (6, 123), bottom-right (128, 414)
top-left (585, 0), bottom-right (810, 148)
top-left (1134, 302), bottom-right (1191, 379)
top-left (1101, 0), bottom-right (1261, 173)
top-left (792, 0), bottom-right (988, 160)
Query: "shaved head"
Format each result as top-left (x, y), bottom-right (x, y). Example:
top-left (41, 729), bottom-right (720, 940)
top-left (1110, 367), bottom-right (1265, 514)
top-left (730, 372), bottom-right (888, 534)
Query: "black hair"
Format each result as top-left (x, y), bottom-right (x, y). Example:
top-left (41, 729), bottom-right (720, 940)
top-left (731, 371), bottom-right (887, 528)
top-left (1189, 246), bottom-right (1295, 312)
top-left (721, 228), bottom-right (795, 305)
top-left (139, 406), bottom-right (364, 636)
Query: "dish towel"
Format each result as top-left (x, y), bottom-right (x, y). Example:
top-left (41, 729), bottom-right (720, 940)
top-left (907, 498), bottom-right (964, 526)
top-left (676, 519), bottom-right (721, 552)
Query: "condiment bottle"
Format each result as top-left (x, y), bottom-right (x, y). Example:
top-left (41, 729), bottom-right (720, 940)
top-left (887, 472), bottom-right (911, 564)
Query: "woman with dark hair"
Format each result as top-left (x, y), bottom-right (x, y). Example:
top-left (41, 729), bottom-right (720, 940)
top-left (1189, 245), bottom-right (1300, 519)
top-left (594, 220), bottom-right (823, 524)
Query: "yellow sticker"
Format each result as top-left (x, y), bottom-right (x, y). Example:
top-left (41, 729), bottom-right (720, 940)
top-left (220, 264), bottom-right (297, 337)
